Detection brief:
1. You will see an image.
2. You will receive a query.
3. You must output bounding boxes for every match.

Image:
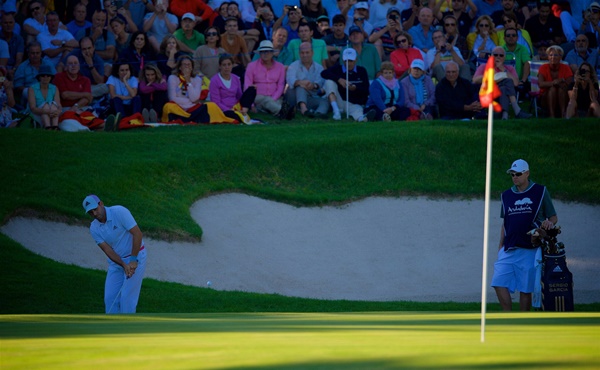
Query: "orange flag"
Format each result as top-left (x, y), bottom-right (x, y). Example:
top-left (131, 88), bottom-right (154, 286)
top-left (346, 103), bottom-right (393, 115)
top-left (479, 56), bottom-right (502, 112)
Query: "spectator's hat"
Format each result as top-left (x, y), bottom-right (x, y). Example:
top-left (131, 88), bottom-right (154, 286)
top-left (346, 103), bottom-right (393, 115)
top-left (506, 159), bottom-right (529, 174)
top-left (355, 2), bottom-right (369, 10)
top-left (83, 194), bottom-right (101, 213)
top-left (590, 2), bottom-right (600, 11)
top-left (410, 59), bottom-right (425, 71)
top-left (257, 40), bottom-right (275, 52)
top-left (316, 15), bottom-right (329, 22)
top-left (387, 7), bottom-right (401, 16)
top-left (182, 12), bottom-right (195, 21)
top-left (348, 25), bottom-right (362, 35)
top-left (36, 65), bottom-right (55, 80)
top-left (342, 48), bottom-right (358, 61)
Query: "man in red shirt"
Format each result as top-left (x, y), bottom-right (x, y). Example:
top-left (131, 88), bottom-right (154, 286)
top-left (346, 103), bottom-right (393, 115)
top-left (54, 54), bottom-right (92, 110)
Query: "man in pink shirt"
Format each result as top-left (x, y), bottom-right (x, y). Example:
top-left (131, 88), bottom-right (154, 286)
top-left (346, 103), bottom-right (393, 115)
top-left (244, 40), bottom-right (292, 119)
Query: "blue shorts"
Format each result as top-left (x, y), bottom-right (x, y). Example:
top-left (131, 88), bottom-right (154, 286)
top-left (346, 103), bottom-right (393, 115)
top-left (491, 247), bottom-right (538, 294)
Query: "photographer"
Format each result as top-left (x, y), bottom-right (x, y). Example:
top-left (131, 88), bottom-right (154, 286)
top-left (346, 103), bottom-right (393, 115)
top-left (345, 1), bottom-right (373, 37)
top-left (566, 62), bottom-right (600, 119)
top-left (273, 4), bottom-right (302, 44)
top-left (369, 7), bottom-right (404, 61)
top-left (426, 29), bottom-right (471, 82)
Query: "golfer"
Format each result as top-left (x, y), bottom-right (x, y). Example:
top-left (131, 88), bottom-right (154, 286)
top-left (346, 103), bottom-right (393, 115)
top-left (83, 195), bottom-right (147, 314)
top-left (492, 159), bottom-right (557, 311)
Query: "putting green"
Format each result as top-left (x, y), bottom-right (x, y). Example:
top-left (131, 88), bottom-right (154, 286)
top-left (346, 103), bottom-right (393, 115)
top-left (1, 312), bottom-right (598, 369)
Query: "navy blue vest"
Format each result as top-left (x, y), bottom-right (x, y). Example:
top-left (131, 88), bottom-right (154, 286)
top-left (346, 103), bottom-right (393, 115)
top-left (501, 183), bottom-right (546, 251)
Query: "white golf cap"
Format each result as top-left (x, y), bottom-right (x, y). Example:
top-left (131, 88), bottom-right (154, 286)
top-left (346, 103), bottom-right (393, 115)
top-left (411, 59), bottom-right (425, 70)
top-left (355, 2), bottom-right (369, 10)
top-left (182, 12), bottom-right (195, 21)
top-left (82, 194), bottom-right (101, 213)
top-left (342, 48), bottom-right (357, 61)
top-left (507, 159), bottom-right (529, 174)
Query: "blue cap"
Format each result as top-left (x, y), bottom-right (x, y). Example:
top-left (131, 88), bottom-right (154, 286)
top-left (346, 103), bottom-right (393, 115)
top-left (83, 194), bottom-right (101, 213)
top-left (348, 25), bottom-right (362, 35)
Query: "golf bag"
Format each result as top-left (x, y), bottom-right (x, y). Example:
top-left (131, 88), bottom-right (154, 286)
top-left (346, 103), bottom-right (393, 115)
top-left (530, 227), bottom-right (574, 311)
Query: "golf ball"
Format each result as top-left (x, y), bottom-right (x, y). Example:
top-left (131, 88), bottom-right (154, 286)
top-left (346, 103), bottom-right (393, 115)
top-left (207, 281), bottom-right (212, 287)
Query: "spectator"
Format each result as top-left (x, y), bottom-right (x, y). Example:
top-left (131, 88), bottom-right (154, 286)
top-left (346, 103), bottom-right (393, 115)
top-left (244, 40), bottom-right (289, 118)
top-left (467, 15), bottom-right (498, 61)
top-left (365, 61), bottom-right (410, 121)
top-left (169, 0), bottom-right (217, 33)
top-left (38, 11), bottom-right (78, 65)
top-left (321, 48), bottom-right (370, 121)
top-left (103, 0), bottom-right (138, 33)
top-left (435, 0), bottom-right (477, 38)
top-left (242, 0), bottom-right (268, 27)
top-left (502, 27), bottom-right (531, 91)
top-left (209, 54), bottom-right (256, 123)
top-left (441, 14), bottom-right (469, 61)
top-left (566, 61), bottom-right (600, 119)
top-left (139, 63), bottom-right (168, 122)
top-left (143, 0), bottom-right (178, 52)
top-left (226, 1), bottom-right (259, 52)
top-left (221, 17), bottom-right (251, 77)
top-left (23, 0), bottom-right (49, 43)
top-left (473, 0), bottom-right (502, 19)
top-left (370, 0), bottom-right (402, 29)
top-left (107, 59), bottom-right (141, 117)
top-left (76, 10), bottom-right (116, 63)
top-left (174, 13), bottom-right (205, 54)
top-left (127, 0), bottom-right (156, 31)
top-left (345, 25), bottom-right (381, 81)
top-left (473, 47), bottom-right (530, 119)
top-left (213, 2), bottom-right (231, 34)
top-left (274, 5), bottom-right (303, 45)
top-left (54, 54), bottom-right (93, 109)
top-left (426, 29), bottom-right (470, 82)
top-left (285, 41), bottom-right (329, 118)
top-left (552, 1), bottom-right (579, 45)
top-left (14, 41), bottom-right (55, 103)
top-left (165, 55), bottom-right (207, 122)
top-left (565, 34), bottom-right (598, 74)
top-left (580, 2), bottom-right (600, 48)
top-left (408, 7), bottom-right (436, 53)
top-left (347, 1), bottom-right (374, 37)
top-left (401, 0), bottom-right (424, 31)
top-left (120, 31), bottom-right (156, 77)
top-left (524, 1), bottom-right (565, 49)
top-left (537, 45), bottom-right (573, 118)
top-left (253, 2), bottom-right (277, 43)
top-left (110, 16), bottom-right (131, 58)
top-left (193, 27), bottom-right (226, 79)
top-left (497, 12), bottom-right (533, 58)
top-left (66, 2), bottom-right (91, 38)
top-left (323, 14), bottom-right (348, 68)
top-left (490, 0), bottom-right (525, 29)
top-left (288, 21), bottom-right (328, 67)
top-left (300, 0), bottom-right (327, 26)
top-left (27, 65), bottom-right (61, 129)
top-left (1, 12), bottom-right (24, 77)
top-left (0, 66), bottom-right (16, 128)
top-left (60, 37), bottom-right (108, 98)
top-left (251, 26), bottom-right (293, 65)
top-left (390, 30), bottom-right (423, 78)
top-left (435, 61), bottom-right (482, 119)
top-left (317, 15), bottom-right (332, 37)
top-left (369, 6), bottom-right (403, 61)
top-left (401, 59), bottom-right (436, 120)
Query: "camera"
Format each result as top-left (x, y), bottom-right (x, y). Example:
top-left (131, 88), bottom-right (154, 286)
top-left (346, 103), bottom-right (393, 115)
top-left (440, 46), bottom-right (447, 53)
top-left (415, 0), bottom-right (420, 6)
top-left (389, 14), bottom-right (398, 20)
top-left (355, 17), bottom-right (364, 22)
top-left (286, 5), bottom-right (298, 10)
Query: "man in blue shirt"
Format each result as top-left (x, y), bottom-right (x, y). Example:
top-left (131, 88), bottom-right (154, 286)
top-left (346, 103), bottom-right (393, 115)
top-left (408, 7), bottom-right (435, 53)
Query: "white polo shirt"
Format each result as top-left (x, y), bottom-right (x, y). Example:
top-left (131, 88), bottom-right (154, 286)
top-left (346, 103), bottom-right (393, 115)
top-left (90, 206), bottom-right (143, 261)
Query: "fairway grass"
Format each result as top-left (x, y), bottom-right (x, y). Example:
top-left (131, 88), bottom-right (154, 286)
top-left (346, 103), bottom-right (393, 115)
top-left (1, 312), bottom-right (598, 369)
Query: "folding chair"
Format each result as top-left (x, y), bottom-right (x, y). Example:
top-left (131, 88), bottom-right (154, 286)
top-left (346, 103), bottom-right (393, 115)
top-left (527, 60), bottom-right (546, 118)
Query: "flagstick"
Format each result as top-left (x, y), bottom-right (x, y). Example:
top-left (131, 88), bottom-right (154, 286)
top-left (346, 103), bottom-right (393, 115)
top-left (481, 103), bottom-right (494, 343)
top-left (345, 58), bottom-right (349, 120)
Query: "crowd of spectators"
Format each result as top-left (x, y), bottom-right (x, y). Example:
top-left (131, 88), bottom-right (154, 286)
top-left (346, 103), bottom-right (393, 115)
top-left (1, 0), bottom-right (599, 129)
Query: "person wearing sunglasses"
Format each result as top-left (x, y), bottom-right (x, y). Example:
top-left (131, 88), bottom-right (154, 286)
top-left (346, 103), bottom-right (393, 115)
top-left (497, 13), bottom-right (533, 59)
top-left (565, 61), bottom-right (600, 119)
top-left (490, 0), bottom-right (525, 31)
top-left (390, 31), bottom-right (423, 78)
top-left (22, 0), bottom-right (47, 44)
top-left (537, 45), bottom-right (573, 118)
top-left (472, 46), bottom-right (531, 119)
top-left (467, 15), bottom-right (498, 61)
top-left (440, 14), bottom-right (469, 60)
top-left (580, 2), bottom-right (600, 48)
top-left (434, 0), bottom-right (477, 39)
top-left (501, 26), bottom-right (531, 90)
top-left (193, 27), bottom-right (226, 79)
top-left (492, 159), bottom-right (558, 311)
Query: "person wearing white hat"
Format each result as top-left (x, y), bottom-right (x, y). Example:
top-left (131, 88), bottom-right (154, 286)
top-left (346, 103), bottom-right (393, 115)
top-left (83, 195), bottom-right (148, 314)
top-left (400, 58), bottom-right (436, 120)
top-left (173, 13), bottom-right (206, 54)
top-left (581, 2), bottom-right (600, 47)
top-left (491, 159), bottom-right (557, 311)
top-left (244, 40), bottom-right (291, 118)
top-left (321, 47), bottom-right (370, 121)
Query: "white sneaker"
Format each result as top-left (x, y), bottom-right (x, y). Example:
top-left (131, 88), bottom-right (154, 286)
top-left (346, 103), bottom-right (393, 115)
top-left (241, 113), bottom-right (251, 124)
top-left (333, 111), bottom-right (342, 120)
top-left (382, 113), bottom-right (391, 121)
